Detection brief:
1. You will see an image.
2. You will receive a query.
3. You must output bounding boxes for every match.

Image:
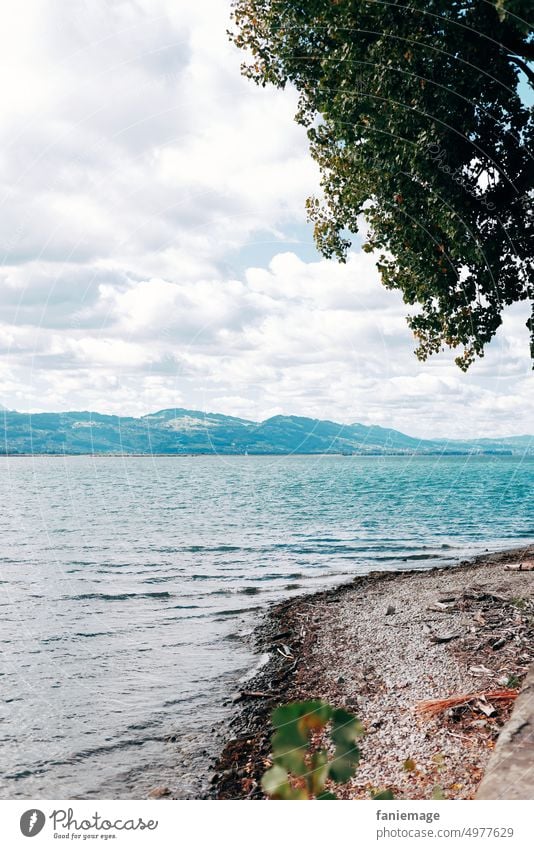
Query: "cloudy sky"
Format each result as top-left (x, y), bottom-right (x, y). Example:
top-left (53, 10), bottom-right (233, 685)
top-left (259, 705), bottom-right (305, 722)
top-left (0, 0), bottom-right (532, 438)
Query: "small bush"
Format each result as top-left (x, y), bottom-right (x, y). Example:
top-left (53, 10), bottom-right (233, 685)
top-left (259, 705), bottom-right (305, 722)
top-left (261, 700), bottom-right (365, 799)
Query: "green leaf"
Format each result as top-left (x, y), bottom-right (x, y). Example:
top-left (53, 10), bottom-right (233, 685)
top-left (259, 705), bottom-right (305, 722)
top-left (297, 700), bottom-right (333, 733)
top-left (328, 746), bottom-right (360, 783)
top-left (309, 749), bottom-right (330, 796)
top-left (329, 708), bottom-right (363, 782)
top-left (272, 700), bottom-right (330, 730)
top-left (271, 701), bottom-right (333, 777)
top-left (261, 765), bottom-right (290, 798)
top-left (286, 788), bottom-right (310, 800)
top-left (331, 709), bottom-right (365, 745)
top-left (373, 790), bottom-right (395, 800)
top-left (264, 700), bottom-right (365, 797)
top-left (272, 745), bottom-right (307, 777)
top-left (271, 702), bottom-right (305, 730)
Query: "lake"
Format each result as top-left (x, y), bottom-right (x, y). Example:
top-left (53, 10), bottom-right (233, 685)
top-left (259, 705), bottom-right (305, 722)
top-left (0, 454), bottom-right (532, 798)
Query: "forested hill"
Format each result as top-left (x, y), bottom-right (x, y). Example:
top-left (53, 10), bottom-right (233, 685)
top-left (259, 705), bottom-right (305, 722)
top-left (0, 408), bottom-right (532, 456)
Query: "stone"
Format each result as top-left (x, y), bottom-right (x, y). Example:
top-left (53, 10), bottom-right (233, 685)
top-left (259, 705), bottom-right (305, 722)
top-left (477, 666), bottom-right (534, 800)
top-left (147, 786), bottom-right (172, 799)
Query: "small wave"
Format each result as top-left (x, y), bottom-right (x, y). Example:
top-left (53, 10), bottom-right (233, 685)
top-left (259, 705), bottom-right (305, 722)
top-left (74, 631), bottom-right (114, 638)
top-left (190, 575), bottom-right (218, 581)
top-left (163, 695), bottom-right (198, 708)
top-left (141, 576), bottom-right (176, 584)
top-left (400, 553), bottom-right (449, 561)
top-left (6, 735), bottom-right (171, 776)
top-left (213, 605), bottom-right (262, 617)
top-left (4, 769), bottom-right (37, 780)
top-left (71, 591), bottom-right (172, 601)
top-left (182, 544), bottom-right (243, 553)
top-left (246, 572), bottom-right (304, 581)
top-left (41, 631), bottom-right (114, 642)
top-left (370, 553), bottom-right (448, 562)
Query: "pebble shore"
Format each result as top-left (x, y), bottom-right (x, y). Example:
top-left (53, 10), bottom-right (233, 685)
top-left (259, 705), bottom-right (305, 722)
top-left (213, 545), bottom-right (534, 799)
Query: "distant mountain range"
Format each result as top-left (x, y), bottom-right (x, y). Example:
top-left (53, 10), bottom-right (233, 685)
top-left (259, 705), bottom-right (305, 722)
top-left (0, 407), bottom-right (532, 456)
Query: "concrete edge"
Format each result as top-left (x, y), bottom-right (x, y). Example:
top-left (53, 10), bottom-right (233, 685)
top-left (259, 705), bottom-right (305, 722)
top-left (476, 666), bottom-right (534, 800)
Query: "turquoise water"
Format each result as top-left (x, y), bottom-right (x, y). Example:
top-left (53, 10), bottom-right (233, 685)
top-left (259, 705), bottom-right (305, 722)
top-left (0, 454), bottom-right (532, 798)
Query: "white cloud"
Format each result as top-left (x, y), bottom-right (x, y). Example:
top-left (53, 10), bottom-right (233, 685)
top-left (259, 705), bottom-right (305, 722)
top-left (0, 0), bottom-right (316, 274)
top-left (0, 0), bottom-right (531, 438)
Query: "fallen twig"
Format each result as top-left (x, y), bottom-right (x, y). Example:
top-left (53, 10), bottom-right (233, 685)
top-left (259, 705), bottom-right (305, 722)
top-left (416, 689), bottom-right (518, 719)
top-left (276, 645), bottom-right (294, 659)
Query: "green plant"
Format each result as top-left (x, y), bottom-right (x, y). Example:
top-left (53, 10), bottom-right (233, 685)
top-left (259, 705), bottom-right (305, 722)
top-left (231, 0), bottom-right (534, 370)
top-left (261, 700), bottom-right (365, 799)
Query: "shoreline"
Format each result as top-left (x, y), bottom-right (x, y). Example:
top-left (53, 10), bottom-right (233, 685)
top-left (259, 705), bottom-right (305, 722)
top-left (0, 452), bottom-right (527, 457)
top-left (211, 545), bottom-right (533, 800)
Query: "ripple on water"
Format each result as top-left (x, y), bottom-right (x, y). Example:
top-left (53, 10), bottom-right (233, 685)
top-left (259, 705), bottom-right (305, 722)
top-left (0, 454), bottom-right (532, 798)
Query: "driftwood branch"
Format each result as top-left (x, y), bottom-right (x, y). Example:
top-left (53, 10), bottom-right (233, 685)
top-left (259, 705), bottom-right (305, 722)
top-left (416, 689), bottom-right (518, 719)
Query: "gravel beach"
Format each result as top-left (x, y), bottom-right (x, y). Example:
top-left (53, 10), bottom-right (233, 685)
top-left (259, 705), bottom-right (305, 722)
top-left (213, 545), bottom-right (534, 800)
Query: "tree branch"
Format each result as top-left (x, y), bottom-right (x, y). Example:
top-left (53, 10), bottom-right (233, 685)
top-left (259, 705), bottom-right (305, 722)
top-left (503, 34), bottom-right (534, 62)
top-left (508, 53), bottom-right (534, 87)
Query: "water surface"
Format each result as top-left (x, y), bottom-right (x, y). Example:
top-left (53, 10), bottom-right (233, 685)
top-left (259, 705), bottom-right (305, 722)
top-left (0, 454), bottom-right (532, 798)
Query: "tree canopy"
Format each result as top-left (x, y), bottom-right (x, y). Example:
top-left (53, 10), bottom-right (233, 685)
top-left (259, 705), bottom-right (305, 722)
top-left (230, 0), bottom-right (534, 369)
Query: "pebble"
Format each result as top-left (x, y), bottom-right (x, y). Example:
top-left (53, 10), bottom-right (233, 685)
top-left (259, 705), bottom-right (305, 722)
top-left (147, 786), bottom-right (172, 799)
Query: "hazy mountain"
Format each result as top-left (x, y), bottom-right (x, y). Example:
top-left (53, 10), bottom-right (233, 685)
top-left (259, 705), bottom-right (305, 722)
top-left (0, 407), bottom-right (532, 456)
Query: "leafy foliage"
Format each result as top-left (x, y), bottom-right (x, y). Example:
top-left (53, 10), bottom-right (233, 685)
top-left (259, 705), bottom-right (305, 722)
top-left (230, 1), bottom-right (534, 369)
top-left (373, 789), bottom-right (395, 800)
top-left (261, 700), bottom-right (365, 799)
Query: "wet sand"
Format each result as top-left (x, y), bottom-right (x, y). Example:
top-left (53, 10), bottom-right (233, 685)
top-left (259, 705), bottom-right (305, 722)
top-left (212, 546), bottom-right (534, 799)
